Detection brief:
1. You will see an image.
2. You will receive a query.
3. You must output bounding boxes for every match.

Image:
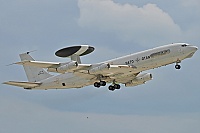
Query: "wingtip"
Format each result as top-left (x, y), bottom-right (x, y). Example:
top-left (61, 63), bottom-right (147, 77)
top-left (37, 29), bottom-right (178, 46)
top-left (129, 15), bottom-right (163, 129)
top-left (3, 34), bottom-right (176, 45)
top-left (2, 81), bottom-right (10, 85)
top-left (6, 63), bottom-right (15, 66)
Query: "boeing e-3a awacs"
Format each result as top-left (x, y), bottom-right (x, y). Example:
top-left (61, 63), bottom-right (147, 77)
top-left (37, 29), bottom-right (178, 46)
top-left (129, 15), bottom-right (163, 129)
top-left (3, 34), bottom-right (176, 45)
top-left (4, 43), bottom-right (198, 91)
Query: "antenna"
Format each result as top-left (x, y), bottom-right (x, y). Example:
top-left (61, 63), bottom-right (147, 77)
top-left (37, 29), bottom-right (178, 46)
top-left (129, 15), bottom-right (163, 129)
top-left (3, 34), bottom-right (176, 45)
top-left (55, 45), bottom-right (95, 64)
top-left (26, 50), bottom-right (37, 54)
top-left (6, 50), bottom-right (37, 66)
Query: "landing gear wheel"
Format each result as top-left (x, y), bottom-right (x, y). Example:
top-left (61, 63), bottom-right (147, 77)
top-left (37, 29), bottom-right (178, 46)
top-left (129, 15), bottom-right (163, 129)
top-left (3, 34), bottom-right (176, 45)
top-left (114, 84), bottom-right (120, 89)
top-left (94, 82), bottom-right (100, 88)
top-left (175, 64), bottom-right (181, 69)
top-left (108, 85), bottom-right (115, 91)
top-left (100, 81), bottom-right (106, 86)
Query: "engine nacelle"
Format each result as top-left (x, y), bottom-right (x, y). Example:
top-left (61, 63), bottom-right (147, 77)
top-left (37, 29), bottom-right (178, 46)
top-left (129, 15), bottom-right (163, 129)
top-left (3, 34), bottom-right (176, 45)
top-left (125, 73), bottom-right (153, 87)
top-left (57, 61), bottom-right (78, 72)
top-left (89, 63), bottom-right (110, 74)
top-left (48, 61), bottom-right (78, 73)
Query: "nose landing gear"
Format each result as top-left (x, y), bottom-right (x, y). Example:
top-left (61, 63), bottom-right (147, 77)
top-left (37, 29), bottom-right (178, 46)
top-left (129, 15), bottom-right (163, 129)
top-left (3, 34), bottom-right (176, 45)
top-left (175, 64), bottom-right (181, 69)
top-left (175, 60), bottom-right (181, 69)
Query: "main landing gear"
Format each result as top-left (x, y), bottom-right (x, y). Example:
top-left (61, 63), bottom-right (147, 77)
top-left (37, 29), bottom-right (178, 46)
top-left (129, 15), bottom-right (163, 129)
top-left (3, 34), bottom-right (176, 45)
top-left (108, 80), bottom-right (121, 91)
top-left (94, 81), bottom-right (106, 88)
top-left (108, 84), bottom-right (121, 91)
top-left (94, 81), bottom-right (121, 91)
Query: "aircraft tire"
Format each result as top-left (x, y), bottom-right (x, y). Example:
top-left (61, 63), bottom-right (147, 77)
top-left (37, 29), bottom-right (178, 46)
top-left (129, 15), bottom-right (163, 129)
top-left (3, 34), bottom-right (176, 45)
top-left (94, 82), bottom-right (100, 88)
top-left (100, 81), bottom-right (106, 86)
top-left (114, 84), bottom-right (120, 89)
top-left (175, 64), bottom-right (181, 69)
top-left (108, 85), bottom-right (115, 91)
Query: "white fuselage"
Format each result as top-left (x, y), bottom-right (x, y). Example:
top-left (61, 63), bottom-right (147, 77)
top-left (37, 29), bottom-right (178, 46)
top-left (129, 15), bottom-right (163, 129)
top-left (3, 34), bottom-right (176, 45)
top-left (37, 43), bottom-right (198, 89)
top-left (104, 43), bottom-right (197, 72)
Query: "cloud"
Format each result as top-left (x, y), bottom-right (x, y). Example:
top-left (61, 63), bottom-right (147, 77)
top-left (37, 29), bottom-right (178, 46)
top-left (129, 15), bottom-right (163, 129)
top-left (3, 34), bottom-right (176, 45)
top-left (78, 0), bottom-right (182, 47)
top-left (0, 94), bottom-right (200, 133)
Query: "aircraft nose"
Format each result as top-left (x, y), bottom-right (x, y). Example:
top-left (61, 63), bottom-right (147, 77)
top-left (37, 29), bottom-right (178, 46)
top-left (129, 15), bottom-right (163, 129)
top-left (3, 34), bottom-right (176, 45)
top-left (192, 46), bottom-right (198, 52)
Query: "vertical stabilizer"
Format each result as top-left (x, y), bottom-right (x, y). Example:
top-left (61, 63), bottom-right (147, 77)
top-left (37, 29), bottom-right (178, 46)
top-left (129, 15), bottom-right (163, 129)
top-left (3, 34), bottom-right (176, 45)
top-left (20, 53), bottom-right (52, 82)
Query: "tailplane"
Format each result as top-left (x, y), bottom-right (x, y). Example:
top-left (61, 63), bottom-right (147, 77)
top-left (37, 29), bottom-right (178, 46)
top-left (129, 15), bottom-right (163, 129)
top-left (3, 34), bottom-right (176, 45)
top-left (20, 53), bottom-right (52, 82)
top-left (3, 81), bottom-right (41, 89)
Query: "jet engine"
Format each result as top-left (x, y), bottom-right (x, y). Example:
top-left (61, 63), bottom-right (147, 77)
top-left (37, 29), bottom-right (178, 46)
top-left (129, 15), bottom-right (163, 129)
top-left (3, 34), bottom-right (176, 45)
top-left (125, 73), bottom-right (152, 87)
top-left (89, 63), bottom-right (110, 74)
top-left (48, 61), bottom-right (78, 73)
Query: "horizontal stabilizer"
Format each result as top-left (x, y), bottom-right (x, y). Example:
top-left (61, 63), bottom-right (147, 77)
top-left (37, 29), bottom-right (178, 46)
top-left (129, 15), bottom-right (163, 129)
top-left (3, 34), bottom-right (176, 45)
top-left (3, 81), bottom-right (41, 88)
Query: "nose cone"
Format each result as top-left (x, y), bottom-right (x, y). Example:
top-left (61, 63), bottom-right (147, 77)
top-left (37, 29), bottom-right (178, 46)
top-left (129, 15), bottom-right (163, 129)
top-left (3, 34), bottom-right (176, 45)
top-left (191, 46), bottom-right (198, 52)
top-left (189, 46), bottom-right (198, 53)
top-left (185, 45), bottom-right (198, 58)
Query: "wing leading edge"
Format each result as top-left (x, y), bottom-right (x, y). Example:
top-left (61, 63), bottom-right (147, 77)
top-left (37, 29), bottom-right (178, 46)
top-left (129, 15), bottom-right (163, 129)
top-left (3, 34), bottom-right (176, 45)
top-left (15, 60), bottom-right (61, 68)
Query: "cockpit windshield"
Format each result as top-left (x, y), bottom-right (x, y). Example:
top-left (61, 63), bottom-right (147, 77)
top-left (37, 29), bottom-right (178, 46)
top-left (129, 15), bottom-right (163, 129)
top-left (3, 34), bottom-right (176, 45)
top-left (181, 44), bottom-right (188, 47)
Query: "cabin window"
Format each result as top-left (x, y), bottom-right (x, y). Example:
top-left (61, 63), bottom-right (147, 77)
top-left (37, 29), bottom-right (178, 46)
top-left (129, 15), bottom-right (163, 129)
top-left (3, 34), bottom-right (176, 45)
top-left (62, 83), bottom-right (66, 86)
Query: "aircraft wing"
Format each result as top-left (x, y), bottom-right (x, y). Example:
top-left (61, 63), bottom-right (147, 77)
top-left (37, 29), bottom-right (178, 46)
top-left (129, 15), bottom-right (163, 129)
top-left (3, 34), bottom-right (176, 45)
top-left (3, 81), bottom-right (41, 88)
top-left (15, 60), bottom-right (92, 73)
top-left (15, 60), bottom-right (61, 68)
top-left (73, 64), bottom-right (138, 84)
top-left (15, 60), bottom-right (138, 82)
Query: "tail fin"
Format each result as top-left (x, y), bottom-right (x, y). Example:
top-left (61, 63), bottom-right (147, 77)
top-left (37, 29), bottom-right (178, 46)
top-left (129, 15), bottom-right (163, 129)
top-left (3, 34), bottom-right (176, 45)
top-left (20, 52), bottom-right (52, 82)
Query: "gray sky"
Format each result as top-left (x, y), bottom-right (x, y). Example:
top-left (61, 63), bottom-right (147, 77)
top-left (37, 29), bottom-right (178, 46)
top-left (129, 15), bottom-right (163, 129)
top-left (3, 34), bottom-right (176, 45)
top-left (0, 0), bottom-right (200, 133)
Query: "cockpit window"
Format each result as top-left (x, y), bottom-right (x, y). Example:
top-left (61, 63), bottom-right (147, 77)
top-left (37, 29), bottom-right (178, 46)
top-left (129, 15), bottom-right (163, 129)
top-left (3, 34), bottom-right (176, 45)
top-left (181, 44), bottom-right (188, 47)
